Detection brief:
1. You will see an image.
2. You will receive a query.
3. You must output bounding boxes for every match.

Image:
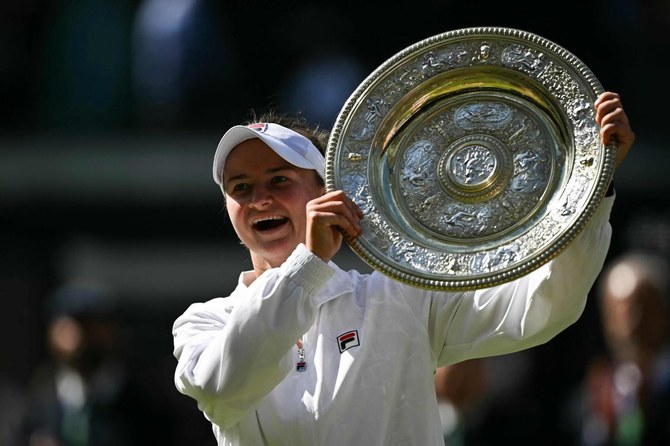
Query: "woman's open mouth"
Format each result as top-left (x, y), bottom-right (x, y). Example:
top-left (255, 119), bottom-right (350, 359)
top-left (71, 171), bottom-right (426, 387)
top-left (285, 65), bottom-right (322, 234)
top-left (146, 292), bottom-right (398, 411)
top-left (252, 216), bottom-right (289, 232)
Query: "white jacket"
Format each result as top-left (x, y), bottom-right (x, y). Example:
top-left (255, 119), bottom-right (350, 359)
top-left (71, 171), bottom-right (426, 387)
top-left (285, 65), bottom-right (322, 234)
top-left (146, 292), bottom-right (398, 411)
top-left (173, 197), bottom-right (613, 446)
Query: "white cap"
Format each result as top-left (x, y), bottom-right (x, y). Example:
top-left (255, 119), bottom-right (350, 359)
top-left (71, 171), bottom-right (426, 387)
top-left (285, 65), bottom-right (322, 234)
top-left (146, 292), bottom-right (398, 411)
top-left (212, 122), bottom-right (325, 187)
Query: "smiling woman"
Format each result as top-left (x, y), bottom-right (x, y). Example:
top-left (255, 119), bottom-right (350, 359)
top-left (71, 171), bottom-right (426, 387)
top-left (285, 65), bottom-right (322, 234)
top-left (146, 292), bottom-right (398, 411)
top-left (209, 117), bottom-right (334, 276)
top-left (223, 138), bottom-right (326, 275)
top-left (171, 89), bottom-right (633, 445)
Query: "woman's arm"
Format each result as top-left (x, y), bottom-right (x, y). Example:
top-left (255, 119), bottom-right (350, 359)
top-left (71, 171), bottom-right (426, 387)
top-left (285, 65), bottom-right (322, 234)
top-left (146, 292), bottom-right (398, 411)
top-left (173, 244), bottom-right (334, 429)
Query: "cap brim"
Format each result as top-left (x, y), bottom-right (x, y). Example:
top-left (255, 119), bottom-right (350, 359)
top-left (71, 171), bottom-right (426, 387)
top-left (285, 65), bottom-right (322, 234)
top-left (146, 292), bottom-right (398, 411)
top-left (213, 125), bottom-right (324, 186)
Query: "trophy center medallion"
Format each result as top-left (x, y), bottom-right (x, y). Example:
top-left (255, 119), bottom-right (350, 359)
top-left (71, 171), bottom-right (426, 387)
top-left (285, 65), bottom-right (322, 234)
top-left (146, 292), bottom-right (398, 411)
top-left (447, 143), bottom-right (498, 190)
top-left (438, 134), bottom-right (509, 201)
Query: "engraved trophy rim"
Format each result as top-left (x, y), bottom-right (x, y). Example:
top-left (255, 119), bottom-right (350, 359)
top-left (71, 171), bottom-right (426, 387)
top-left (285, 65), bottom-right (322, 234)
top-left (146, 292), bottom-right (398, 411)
top-left (325, 26), bottom-right (616, 291)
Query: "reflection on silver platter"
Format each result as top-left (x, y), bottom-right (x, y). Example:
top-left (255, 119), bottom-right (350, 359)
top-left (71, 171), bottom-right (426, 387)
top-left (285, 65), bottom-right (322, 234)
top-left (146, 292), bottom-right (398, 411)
top-left (325, 26), bottom-right (615, 291)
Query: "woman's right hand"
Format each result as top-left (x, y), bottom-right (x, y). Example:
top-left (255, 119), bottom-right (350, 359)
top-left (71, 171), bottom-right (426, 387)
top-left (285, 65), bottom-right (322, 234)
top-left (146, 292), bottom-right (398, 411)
top-left (305, 190), bottom-right (363, 262)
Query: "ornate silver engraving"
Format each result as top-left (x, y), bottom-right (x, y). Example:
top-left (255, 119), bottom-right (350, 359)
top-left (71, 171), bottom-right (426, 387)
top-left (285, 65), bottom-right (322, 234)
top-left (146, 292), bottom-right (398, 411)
top-left (326, 27), bottom-right (616, 291)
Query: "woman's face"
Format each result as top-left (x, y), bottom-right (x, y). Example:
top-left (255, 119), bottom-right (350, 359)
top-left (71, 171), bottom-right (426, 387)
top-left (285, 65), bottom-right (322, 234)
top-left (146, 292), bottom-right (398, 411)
top-left (222, 139), bottom-right (324, 270)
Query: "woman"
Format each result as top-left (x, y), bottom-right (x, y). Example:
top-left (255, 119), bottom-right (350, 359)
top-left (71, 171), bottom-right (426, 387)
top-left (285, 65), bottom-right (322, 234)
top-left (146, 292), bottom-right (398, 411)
top-left (173, 91), bottom-right (634, 445)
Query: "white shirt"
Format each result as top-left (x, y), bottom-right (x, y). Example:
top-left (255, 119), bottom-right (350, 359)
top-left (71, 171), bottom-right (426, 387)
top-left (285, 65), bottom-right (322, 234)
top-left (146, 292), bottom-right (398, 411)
top-left (173, 197), bottom-right (614, 446)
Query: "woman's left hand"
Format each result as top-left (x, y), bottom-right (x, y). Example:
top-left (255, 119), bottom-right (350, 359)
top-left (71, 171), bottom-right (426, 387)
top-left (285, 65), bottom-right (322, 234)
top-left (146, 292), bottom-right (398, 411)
top-left (595, 91), bottom-right (635, 169)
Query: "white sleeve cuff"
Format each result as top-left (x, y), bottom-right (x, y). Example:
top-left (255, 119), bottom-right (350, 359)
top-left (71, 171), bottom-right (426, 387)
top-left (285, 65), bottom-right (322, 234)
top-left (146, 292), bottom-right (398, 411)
top-left (280, 244), bottom-right (335, 295)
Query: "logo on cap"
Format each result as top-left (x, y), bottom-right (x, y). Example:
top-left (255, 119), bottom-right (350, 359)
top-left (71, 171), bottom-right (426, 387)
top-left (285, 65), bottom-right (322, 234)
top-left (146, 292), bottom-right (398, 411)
top-left (247, 123), bottom-right (267, 132)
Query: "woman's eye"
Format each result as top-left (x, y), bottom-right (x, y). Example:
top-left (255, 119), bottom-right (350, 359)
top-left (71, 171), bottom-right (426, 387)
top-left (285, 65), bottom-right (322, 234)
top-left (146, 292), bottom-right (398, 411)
top-left (271, 176), bottom-right (288, 184)
top-left (231, 183), bottom-right (248, 192)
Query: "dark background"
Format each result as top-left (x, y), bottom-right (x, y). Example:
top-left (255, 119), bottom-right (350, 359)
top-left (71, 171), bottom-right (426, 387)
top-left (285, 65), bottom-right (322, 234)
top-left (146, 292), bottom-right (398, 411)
top-left (2, 0), bottom-right (669, 444)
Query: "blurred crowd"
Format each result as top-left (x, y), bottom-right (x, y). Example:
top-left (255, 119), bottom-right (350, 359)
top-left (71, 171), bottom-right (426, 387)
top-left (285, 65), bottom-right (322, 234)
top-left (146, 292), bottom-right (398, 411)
top-left (1, 0), bottom-right (371, 135)
top-left (2, 0), bottom-right (669, 137)
top-left (1, 279), bottom-right (216, 446)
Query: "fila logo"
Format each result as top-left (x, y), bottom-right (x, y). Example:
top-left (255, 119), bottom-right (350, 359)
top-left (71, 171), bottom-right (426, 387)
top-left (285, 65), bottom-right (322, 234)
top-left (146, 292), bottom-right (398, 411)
top-left (247, 123), bottom-right (267, 132)
top-left (337, 330), bottom-right (360, 353)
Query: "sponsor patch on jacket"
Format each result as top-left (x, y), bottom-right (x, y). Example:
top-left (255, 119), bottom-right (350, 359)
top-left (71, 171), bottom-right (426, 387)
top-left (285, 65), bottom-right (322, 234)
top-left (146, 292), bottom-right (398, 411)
top-left (337, 330), bottom-right (360, 353)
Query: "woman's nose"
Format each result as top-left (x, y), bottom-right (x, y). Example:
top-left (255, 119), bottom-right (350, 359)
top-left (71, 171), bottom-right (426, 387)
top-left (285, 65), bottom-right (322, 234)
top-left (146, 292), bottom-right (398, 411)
top-left (249, 187), bottom-right (273, 209)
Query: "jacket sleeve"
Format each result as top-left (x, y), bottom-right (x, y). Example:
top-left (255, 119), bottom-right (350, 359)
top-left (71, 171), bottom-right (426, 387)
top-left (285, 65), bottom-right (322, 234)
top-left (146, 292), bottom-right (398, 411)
top-left (172, 244), bottom-right (334, 429)
top-left (434, 195), bottom-right (614, 365)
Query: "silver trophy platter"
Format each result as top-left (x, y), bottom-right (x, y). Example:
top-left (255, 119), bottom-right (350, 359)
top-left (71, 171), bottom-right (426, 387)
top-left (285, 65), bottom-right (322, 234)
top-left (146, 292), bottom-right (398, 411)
top-left (325, 26), bottom-right (615, 291)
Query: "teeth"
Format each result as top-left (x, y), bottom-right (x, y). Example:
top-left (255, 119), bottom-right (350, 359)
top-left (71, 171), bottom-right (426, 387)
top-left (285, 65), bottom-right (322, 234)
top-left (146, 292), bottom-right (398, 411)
top-left (252, 215), bottom-right (288, 231)
top-left (252, 216), bottom-right (284, 225)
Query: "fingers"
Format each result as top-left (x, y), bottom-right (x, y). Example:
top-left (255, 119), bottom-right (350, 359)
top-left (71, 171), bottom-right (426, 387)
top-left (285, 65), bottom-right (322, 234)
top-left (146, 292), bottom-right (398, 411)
top-left (595, 92), bottom-right (629, 129)
top-left (594, 91), bottom-right (636, 169)
top-left (308, 190), bottom-right (363, 239)
top-left (305, 190), bottom-right (363, 262)
top-left (594, 91), bottom-right (620, 110)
